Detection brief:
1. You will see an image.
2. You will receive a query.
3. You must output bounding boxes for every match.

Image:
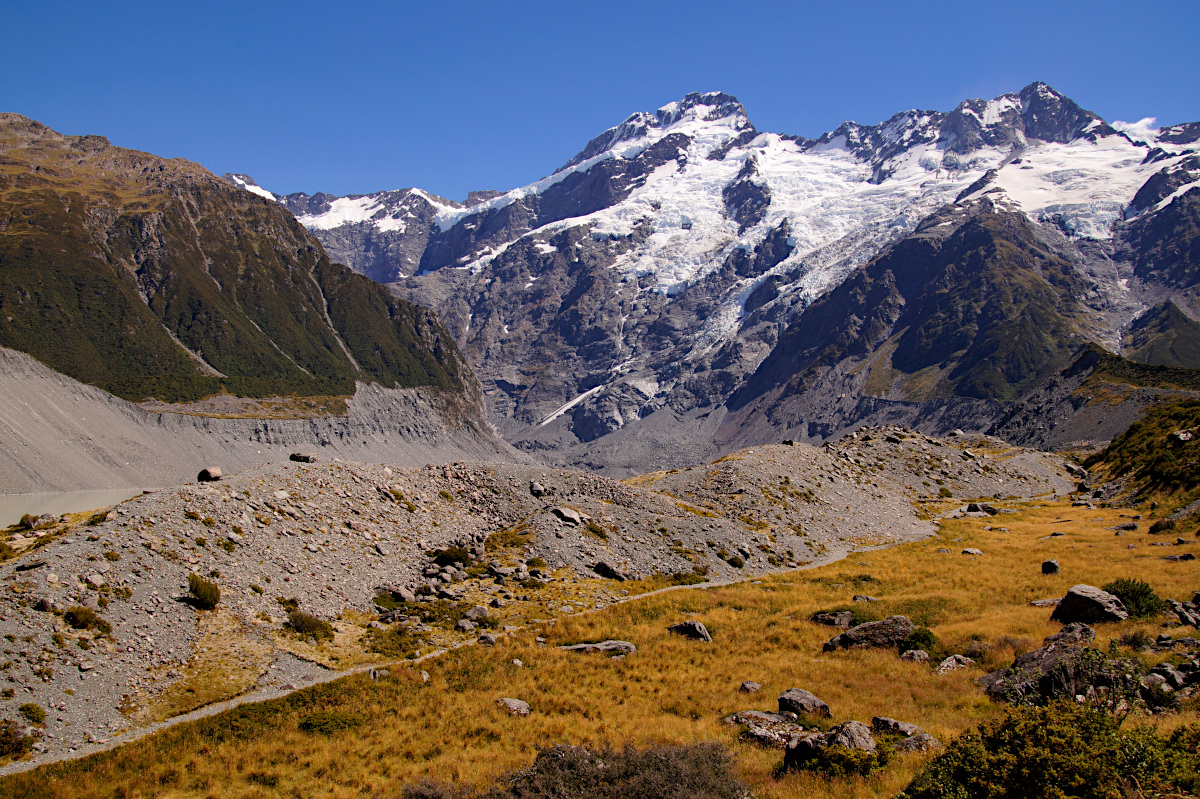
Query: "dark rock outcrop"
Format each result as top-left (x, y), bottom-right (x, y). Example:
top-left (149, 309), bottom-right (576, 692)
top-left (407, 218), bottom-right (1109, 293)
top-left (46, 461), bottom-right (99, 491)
top-left (1050, 585), bottom-right (1129, 623)
top-left (823, 616), bottom-right (916, 652)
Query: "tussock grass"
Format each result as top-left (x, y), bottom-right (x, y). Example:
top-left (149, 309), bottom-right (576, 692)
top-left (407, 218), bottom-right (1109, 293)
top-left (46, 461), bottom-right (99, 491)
top-left (3, 501), bottom-right (1197, 797)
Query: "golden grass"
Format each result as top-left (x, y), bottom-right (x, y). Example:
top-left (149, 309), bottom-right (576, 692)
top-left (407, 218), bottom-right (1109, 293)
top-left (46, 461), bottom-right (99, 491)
top-left (3, 500), bottom-right (1197, 798)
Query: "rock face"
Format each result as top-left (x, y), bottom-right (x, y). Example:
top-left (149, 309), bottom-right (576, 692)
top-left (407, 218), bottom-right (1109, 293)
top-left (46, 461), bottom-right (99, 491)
top-left (778, 688), bottom-right (832, 718)
top-left (823, 616), bottom-right (916, 652)
top-left (1050, 585), bottom-right (1130, 623)
top-left (668, 620), bottom-right (712, 642)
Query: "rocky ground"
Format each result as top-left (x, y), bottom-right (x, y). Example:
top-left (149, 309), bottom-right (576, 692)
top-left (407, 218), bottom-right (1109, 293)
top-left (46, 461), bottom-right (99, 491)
top-left (0, 427), bottom-right (1075, 771)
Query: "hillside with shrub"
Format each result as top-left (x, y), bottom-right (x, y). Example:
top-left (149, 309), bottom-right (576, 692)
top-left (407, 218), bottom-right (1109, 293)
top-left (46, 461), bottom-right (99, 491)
top-left (0, 114), bottom-right (467, 403)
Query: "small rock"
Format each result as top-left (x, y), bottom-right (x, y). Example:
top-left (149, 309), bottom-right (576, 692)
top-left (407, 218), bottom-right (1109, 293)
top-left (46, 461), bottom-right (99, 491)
top-left (498, 697), bottom-right (530, 716)
top-left (464, 605), bottom-right (490, 622)
top-left (478, 633), bottom-right (498, 646)
top-left (289, 452), bottom-right (318, 463)
top-left (934, 654), bottom-right (975, 674)
top-left (778, 687), bottom-right (832, 718)
top-left (739, 681), bottom-right (762, 693)
top-left (962, 548), bottom-right (984, 556)
top-left (668, 620), bottom-right (712, 642)
top-left (227, 532), bottom-right (244, 545)
top-left (824, 616), bottom-right (916, 652)
top-left (872, 717), bottom-right (924, 737)
top-left (1042, 559), bottom-right (1060, 575)
top-left (592, 561), bottom-right (627, 581)
top-left (456, 619), bottom-right (477, 632)
top-left (895, 732), bottom-right (941, 752)
top-left (552, 506), bottom-right (583, 526)
top-left (853, 595), bottom-right (879, 603)
top-left (1044, 622), bottom-right (1096, 646)
top-left (197, 467), bottom-right (222, 482)
top-left (559, 640), bottom-right (637, 656)
top-left (812, 611), bottom-right (854, 628)
top-left (900, 649), bottom-right (930, 663)
top-left (529, 481), bottom-right (546, 498)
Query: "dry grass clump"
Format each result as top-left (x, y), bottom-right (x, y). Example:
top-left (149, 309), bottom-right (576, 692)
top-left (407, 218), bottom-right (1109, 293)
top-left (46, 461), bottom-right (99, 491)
top-left (3, 500), bottom-right (1198, 798)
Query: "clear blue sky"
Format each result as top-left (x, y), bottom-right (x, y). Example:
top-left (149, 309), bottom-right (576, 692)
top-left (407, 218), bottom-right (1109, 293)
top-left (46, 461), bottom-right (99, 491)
top-left (4, 0), bottom-right (1197, 202)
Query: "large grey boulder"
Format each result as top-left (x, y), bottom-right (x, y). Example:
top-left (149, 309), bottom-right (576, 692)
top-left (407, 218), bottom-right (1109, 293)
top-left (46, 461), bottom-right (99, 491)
top-left (1050, 585), bottom-right (1129, 623)
top-left (552, 506), bottom-right (583, 525)
top-left (895, 733), bottom-right (941, 752)
top-left (498, 697), bottom-right (530, 716)
top-left (784, 721), bottom-right (876, 771)
top-left (668, 620), bottom-right (712, 642)
top-left (1044, 622), bottom-right (1096, 646)
top-left (778, 687), bottom-right (832, 718)
top-left (823, 615), bottom-right (916, 652)
top-left (559, 640), bottom-right (637, 655)
top-left (197, 466), bottom-right (222, 482)
top-left (977, 643), bottom-right (1138, 704)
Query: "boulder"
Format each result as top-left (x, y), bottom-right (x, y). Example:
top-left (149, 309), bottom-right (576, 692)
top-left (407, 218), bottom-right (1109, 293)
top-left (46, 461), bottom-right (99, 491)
top-left (812, 611), bottom-right (854, 628)
top-left (778, 687), bottom-right (832, 718)
top-left (498, 697), bottom-right (530, 716)
top-left (739, 681), bottom-right (762, 693)
top-left (1165, 553), bottom-right (1196, 562)
top-left (1042, 559), bottom-right (1060, 575)
top-left (552, 506), bottom-right (583, 526)
top-left (1044, 622), bottom-right (1096, 646)
top-left (977, 643), bottom-right (1138, 704)
top-left (197, 467), bottom-right (222, 482)
top-left (529, 481), bottom-right (546, 498)
top-left (872, 717), bottom-right (924, 737)
top-left (1050, 585), bottom-right (1129, 623)
top-left (1168, 600), bottom-right (1200, 627)
top-left (895, 732), bottom-right (941, 752)
top-left (478, 633), bottom-right (499, 646)
top-left (962, 548), bottom-right (984, 556)
top-left (823, 615), bottom-right (916, 652)
top-left (900, 649), bottom-right (930, 663)
top-left (852, 595), bottom-right (879, 603)
top-left (455, 619), bottom-right (476, 632)
top-left (785, 721), bottom-right (876, 771)
top-left (559, 640), bottom-right (637, 656)
top-left (934, 655), bottom-right (975, 675)
top-left (722, 710), bottom-right (804, 748)
top-left (463, 605), bottom-right (490, 622)
top-left (289, 452), bottom-right (318, 463)
top-left (668, 620), bottom-right (712, 642)
top-left (33, 598), bottom-right (55, 612)
top-left (591, 561), bottom-right (628, 581)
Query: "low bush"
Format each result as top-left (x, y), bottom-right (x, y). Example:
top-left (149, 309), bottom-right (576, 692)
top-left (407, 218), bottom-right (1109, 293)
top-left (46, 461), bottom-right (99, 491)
top-left (298, 711), bottom-right (363, 734)
top-left (1148, 518), bottom-right (1176, 535)
top-left (365, 627), bottom-right (422, 659)
top-left (0, 718), bottom-right (37, 760)
top-left (787, 741), bottom-right (890, 778)
top-left (898, 627), bottom-right (939, 654)
top-left (398, 742), bottom-right (747, 799)
top-left (898, 702), bottom-right (1199, 799)
top-left (287, 610), bottom-right (333, 641)
top-left (432, 546), bottom-right (471, 567)
top-left (1101, 577), bottom-right (1168, 619)
top-left (17, 704), bottom-right (44, 725)
top-left (187, 574), bottom-right (220, 610)
top-left (63, 606), bottom-right (111, 635)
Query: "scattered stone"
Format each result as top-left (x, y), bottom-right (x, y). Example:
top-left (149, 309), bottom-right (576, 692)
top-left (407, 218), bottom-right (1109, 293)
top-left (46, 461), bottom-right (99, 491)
top-left (739, 681), bottom-right (762, 693)
top-left (552, 506), bottom-right (583, 526)
top-left (895, 732), bottom-right (941, 752)
top-left (852, 595), bottom-right (879, 602)
top-left (1165, 553), bottom-right (1196, 562)
top-left (33, 598), bottom-right (55, 612)
top-left (722, 710), bottom-right (804, 748)
top-left (1029, 598), bottom-right (1061, 607)
top-left (872, 717), bottom-right (924, 737)
top-left (900, 649), bottom-right (930, 663)
top-left (934, 654), bottom-right (975, 674)
top-left (455, 619), bottom-right (477, 632)
top-left (498, 697), bottom-right (530, 716)
top-left (197, 467), bottom-right (222, 482)
top-left (463, 606), bottom-right (490, 622)
top-left (289, 452), bottom-right (318, 463)
top-left (1042, 559), bottom-right (1060, 574)
top-left (529, 481), bottom-right (546, 498)
top-left (812, 611), bottom-right (854, 628)
top-left (1050, 585), bottom-right (1129, 623)
top-left (591, 561), bottom-right (627, 581)
top-left (668, 620), bottom-right (712, 642)
top-left (1044, 622), bottom-right (1096, 646)
top-left (478, 633), bottom-right (498, 646)
top-left (962, 548), bottom-right (984, 556)
top-left (977, 643), bottom-right (1137, 704)
top-left (823, 615), bottom-right (916, 652)
top-left (559, 640), bottom-right (637, 656)
top-left (935, 548), bottom-right (952, 553)
top-left (785, 721), bottom-right (876, 770)
top-left (778, 687), bottom-right (832, 718)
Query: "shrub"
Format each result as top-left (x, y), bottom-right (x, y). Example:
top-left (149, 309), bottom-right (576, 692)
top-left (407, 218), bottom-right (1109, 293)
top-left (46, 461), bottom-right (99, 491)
top-left (938, 487), bottom-right (953, 498)
top-left (726, 555), bottom-right (745, 568)
top-left (584, 520), bottom-right (609, 540)
top-left (898, 702), bottom-right (1195, 799)
top-left (276, 596), bottom-right (300, 613)
top-left (433, 546), bottom-right (471, 567)
top-left (526, 557), bottom-right (547, 569)
top-left (63, 606), bottom-right (111, 635)
top-left (103, 551), bottom-right (119, 561)
top-left (899, 627), bottom-right (939, 654)
top-left (17, 704), bottom-right (44, 725)
top-left (471, 742), bottom-right (747, 799)
top-left (1101, 578), bottom-right (1168, 619)
top-left (666, 570), bottom-right (707, 586)
top-left (287, 610), bottom-right (333, 641)
top-left (1117, 629), bottom-right (1153, 650)
top-left (365, 627), bottom-right (421, 659)
top-left (1148, 518), bottom-right (1176, 535)
top-left (0, 718), bottom-right (37, 759)
top-left (298, 711), bottom-right (363, 734)
top-left (788, 742), bottom-right (890, 777)
top-left (187, 574), bottom-right (220, 609)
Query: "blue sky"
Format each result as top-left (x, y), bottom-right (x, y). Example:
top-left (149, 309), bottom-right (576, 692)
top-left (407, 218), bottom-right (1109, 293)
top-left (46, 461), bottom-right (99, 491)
top-left (4, 0), bottom-right (1198, 201)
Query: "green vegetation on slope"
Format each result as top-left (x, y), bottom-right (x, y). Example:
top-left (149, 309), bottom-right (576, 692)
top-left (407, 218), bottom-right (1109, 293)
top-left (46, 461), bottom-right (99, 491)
top-left (0, 114), bottom-right (464, 403)
top-left (1122, 300), bottom-right (1200, 369)
top-left (1084, 397), bottom-right (1200, 510)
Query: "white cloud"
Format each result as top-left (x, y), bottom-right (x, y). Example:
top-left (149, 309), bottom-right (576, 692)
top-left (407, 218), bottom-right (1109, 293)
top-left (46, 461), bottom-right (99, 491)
top-left (1111, 117), bottom-right (1159, 142)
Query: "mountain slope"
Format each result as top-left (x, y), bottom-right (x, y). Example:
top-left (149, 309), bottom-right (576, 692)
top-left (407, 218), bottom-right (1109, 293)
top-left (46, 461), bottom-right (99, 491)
top-left (270, 85), bottom-right (1200, 470)
top-left (0, 114), bottom-right (469, 404)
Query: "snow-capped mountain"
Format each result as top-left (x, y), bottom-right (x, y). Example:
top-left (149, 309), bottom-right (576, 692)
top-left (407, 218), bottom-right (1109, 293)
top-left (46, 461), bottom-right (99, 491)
top-left (242, 84), bottom-right (1200, 474)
